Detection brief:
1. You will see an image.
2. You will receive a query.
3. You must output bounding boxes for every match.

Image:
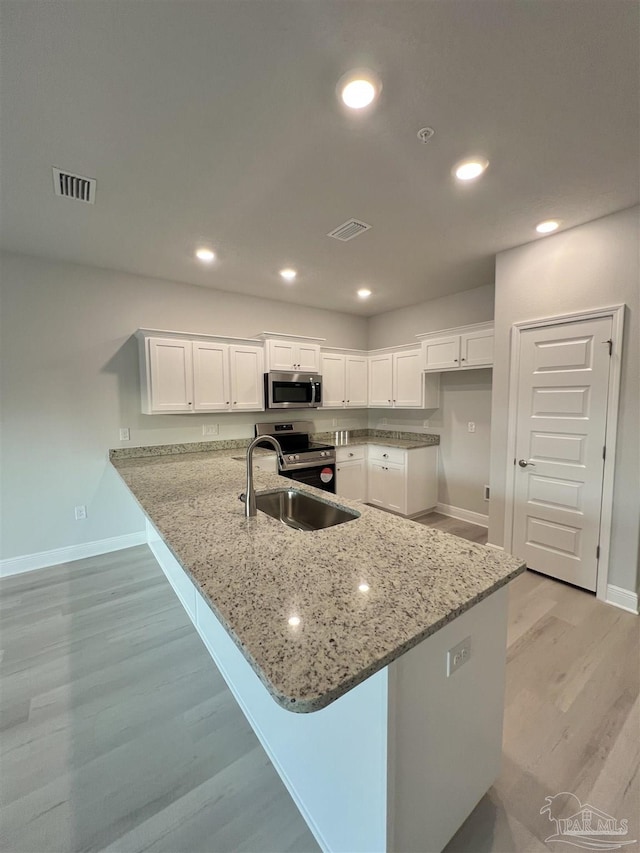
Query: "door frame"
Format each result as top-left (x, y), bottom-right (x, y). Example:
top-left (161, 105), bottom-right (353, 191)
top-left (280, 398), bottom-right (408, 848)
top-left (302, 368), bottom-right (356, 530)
top-left (503, 304), bottom-right (625, 604)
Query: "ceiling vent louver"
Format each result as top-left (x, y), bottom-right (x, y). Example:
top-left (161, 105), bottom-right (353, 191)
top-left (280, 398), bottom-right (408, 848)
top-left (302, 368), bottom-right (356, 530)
top-left (327, 219), bottom-right (372, 241)
top-left (52, 168), bottom-right (96, 204)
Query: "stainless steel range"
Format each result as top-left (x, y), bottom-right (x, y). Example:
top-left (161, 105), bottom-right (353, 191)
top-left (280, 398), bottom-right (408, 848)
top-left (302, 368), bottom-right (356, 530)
top-left (254, 421), bottom-right (336, 492)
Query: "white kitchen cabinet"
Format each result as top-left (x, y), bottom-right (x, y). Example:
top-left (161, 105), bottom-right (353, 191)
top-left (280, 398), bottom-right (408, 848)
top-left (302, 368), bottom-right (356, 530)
top-left (147, 337), bottom-right (194, 412)
top-left (335, 446), bottom-right (367, 501)
top-left (368, 353), bottom-right (394, 407)
top-left (139, 333), bottom-right (264, 414)
top-left (369, 349), bottom-right (440, 409)
top-left (228, 345), bottom-right (264, 410)
top-left (320, 353), bottom-right (368, 408)
top-left (193, 342), bottom-right (230, 411)
top-left (367, 445), bottom-right (438, 516)
top-left (421, 323), bottom-right (494, 372)
top-left (266, 339), bottom-right (320, 372)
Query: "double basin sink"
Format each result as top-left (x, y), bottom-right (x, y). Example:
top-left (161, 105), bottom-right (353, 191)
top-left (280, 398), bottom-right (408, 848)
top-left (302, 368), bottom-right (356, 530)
top-left (244, 488), bottom-right (360, 531)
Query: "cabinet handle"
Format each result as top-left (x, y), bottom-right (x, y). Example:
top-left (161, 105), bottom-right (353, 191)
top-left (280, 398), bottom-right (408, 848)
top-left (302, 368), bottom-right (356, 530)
top-left (233, 401), bottom-right (237, 405)
top-left (461, 357), bottom-right (466, 362)
top-left (454, 358), bottom-right (459, 363)
top-left (388, 399), bottom-right (391, 403)
top-left (226, 401), bottom-right (230, 405)
top-left (348, 452), bottom-right (354, 457)
top-left (383, 453), bottom-right (388, 458)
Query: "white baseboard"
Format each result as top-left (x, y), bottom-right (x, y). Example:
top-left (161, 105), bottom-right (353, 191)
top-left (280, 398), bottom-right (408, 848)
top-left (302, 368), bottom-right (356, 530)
top-left (0, 531), bottom-right (147, 578)
top-left (436, 503), bottom-right (489, 528)
top-left (484, 542), bottom-right (505, 551)
top-left (605, 584), bottom-right (639, 615)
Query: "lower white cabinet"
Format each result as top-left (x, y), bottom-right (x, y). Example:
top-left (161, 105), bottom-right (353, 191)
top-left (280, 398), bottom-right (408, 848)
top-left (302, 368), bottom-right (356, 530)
top-left (335, 446), bottom-right (367, 501)
top-left (139, 334), bottom-right (264, 414)
top-left (367, 445), bottom-right (438, 516)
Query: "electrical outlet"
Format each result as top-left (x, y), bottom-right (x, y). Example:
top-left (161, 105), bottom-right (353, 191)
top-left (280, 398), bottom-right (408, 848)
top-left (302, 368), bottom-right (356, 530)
top-left (447, 636), bottom-right (471, 676)
top-left (119, 427), bottom-right (130, 441)
top-left (202, 424), bottom-right (219, 437)
top-left (468, 421), bottom-right (476, 433)
top-left (74, 505), bottom-right (87, 520)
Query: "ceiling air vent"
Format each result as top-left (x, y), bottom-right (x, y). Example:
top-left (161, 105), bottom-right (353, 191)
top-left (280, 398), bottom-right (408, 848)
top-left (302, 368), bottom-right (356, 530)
top-left (52, 168), bottom-right (96, 204)
top-left (327, 219), bottom-right (371, 241)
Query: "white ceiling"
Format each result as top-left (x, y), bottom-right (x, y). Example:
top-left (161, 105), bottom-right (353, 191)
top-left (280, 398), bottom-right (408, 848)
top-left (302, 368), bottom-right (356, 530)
top-left (1, 1), bottom-right (638, 316)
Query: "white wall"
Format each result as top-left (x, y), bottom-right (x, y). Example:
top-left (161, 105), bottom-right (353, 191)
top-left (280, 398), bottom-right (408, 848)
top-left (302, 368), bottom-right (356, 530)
top-left (489, 206), bottom-right (639, 595)
top-left (367, 284), bottom-right (494, 350)
top-left (0, 252), bottom-right (368, 561)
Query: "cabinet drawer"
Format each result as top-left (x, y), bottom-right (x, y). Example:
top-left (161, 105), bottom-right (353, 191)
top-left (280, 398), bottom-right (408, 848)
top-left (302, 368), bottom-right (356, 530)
top-left (336, 445), bottom-right (366, 463)
top-left (368, 445), bottom-right (406, 465)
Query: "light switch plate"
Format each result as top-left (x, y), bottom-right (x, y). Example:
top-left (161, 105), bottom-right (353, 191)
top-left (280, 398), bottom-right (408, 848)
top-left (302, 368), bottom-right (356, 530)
top-left (119, 427), bottom-right (130, 441)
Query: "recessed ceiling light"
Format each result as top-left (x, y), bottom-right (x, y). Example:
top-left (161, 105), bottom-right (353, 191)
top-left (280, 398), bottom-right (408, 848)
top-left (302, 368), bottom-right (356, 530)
top-left (536, 220), bottom-right (560, 234)
top-left (357, 288), bottom-right (372, 299)
top-left (358, 582), bottom-right (370, 593)
top-left (338, 70), bottom-right (381, 110)
top-left (279, 268), bottom-right (297, 282)
top-left (453, 158), bottom-right (489, 181)
top-left (288, 615), bottom-right (301, 627)
top-left (195, 247), bottom-right (215, 263)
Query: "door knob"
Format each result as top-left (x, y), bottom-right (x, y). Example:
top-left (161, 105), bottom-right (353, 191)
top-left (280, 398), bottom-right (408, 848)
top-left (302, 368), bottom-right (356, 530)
top-left (518, 459), bottom-right (535, 468)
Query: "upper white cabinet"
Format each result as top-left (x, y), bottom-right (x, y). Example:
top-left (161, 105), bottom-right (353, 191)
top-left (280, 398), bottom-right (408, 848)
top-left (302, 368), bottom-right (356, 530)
top-left (420, 323), bottom-right (494, 372)
top-left (320, 352), bottom-right (368, 408)
top-left (138, 333), bottom-right (264, 414)
top-left (369, 349), bottom-right (440, 409)
top-left (266, 338), bottom-right (320, 372)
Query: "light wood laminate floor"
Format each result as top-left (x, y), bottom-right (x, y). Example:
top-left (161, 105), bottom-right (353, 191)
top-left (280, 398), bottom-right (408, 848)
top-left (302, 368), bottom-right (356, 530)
top-left (1, 534), bottom-right (637, 853)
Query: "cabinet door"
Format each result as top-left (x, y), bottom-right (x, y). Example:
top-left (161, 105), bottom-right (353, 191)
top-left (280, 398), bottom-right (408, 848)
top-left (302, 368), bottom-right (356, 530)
top-left (229, 345), bottom-right (264, 411)
top-left (367, 460), bottom-right (387, 507)
top-left (193, 342), bottom-right (230, 411)
top-left (345, 356), bottom-right (368, 407)
top-left (393, 350), bottom-right (423, 408)
top-left (385, 462), bottom-right (406, 514)
top-left (267, 340), bottom-right (296, 371)
top-left (368, 354), bottom-right (393, 407)
top-left (336, 459), bottom-right (366, 501)
top-left (423, 336), bottom-right (461, 371)
top-left (460, 329), bottom-right (494, 367)
top-left (296, 343), bottom-right (320, 372)
top-left (148, 338), bottom-right (194, 412)
top-left (320, 354), bottom-right (346, 407)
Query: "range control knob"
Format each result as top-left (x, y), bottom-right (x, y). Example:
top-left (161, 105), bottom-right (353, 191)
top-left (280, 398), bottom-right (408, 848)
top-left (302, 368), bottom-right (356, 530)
top-left (294, 454), bottom-right (300, 460)
top-left (287, 454), bottom-right (295, 462)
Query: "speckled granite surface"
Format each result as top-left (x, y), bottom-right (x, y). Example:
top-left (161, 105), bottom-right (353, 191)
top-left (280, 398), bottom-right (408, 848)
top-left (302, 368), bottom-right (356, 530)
top-left (111, 448), bottom-right (524, 713)
top-left (313, 428), bottom-right (440, 449)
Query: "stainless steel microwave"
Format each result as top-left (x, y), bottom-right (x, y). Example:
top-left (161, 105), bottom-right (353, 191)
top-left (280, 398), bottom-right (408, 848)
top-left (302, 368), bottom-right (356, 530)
top-left (264, 372), bottom-right (323, 409)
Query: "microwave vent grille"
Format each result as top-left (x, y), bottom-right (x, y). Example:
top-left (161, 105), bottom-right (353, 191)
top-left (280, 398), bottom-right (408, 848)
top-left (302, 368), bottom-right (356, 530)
top-left (327, 219), bottom-right (371, 241)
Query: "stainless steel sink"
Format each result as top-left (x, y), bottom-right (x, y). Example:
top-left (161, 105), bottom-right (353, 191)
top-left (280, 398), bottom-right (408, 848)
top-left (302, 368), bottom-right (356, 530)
top-left (249, 488), bottom-right (360, 531)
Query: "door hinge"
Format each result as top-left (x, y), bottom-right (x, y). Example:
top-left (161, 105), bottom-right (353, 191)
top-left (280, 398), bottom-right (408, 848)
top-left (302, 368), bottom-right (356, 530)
top-left (603, 445), bottom-right (606, 461)
top-left (596, 545), bottom-right (601, 560)
top-left (603, 338), bottom-right (613, 356)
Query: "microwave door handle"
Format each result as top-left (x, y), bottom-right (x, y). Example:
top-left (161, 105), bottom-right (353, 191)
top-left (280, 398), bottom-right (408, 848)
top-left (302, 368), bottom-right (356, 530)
top-left (310, 379), bottom-right (316, 407)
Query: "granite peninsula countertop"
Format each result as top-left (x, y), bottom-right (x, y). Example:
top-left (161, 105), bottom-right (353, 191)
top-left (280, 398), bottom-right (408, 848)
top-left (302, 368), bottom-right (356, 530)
top-left (111, 447), bottom-right (524, 713)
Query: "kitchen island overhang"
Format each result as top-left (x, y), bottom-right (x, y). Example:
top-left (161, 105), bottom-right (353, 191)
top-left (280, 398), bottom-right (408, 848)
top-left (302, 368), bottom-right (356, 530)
top-left (111, 445), bottom-right (525, 852)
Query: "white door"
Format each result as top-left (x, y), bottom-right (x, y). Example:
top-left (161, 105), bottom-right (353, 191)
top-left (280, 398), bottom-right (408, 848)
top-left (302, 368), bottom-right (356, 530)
top-left (148, 338), bottom-right (193, 412)
top-left (393, 350), bottom-right (423, 407)
top-left (296, 344), bottom-right (320, 372)
top-left (229, 345), bottom-right (264, 411)
top-left (423, 336), bottom-right (461, 371)
top-left (511, 317), bottom-right (612, 591)
top-left (336, 459), bottom-right (366, 501)
top-left (345, 356), bottom-right (368, 407)
top-left (267, 340), bottom-right (296, 371)
top-left (321, 354), bottom-right (346, 407)
top-left (193, 342), bottom-right (230, 411)
top-left (460, 329), bottom-right (494, 368)
top-left (369, 354), bottom-right (393, 407)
